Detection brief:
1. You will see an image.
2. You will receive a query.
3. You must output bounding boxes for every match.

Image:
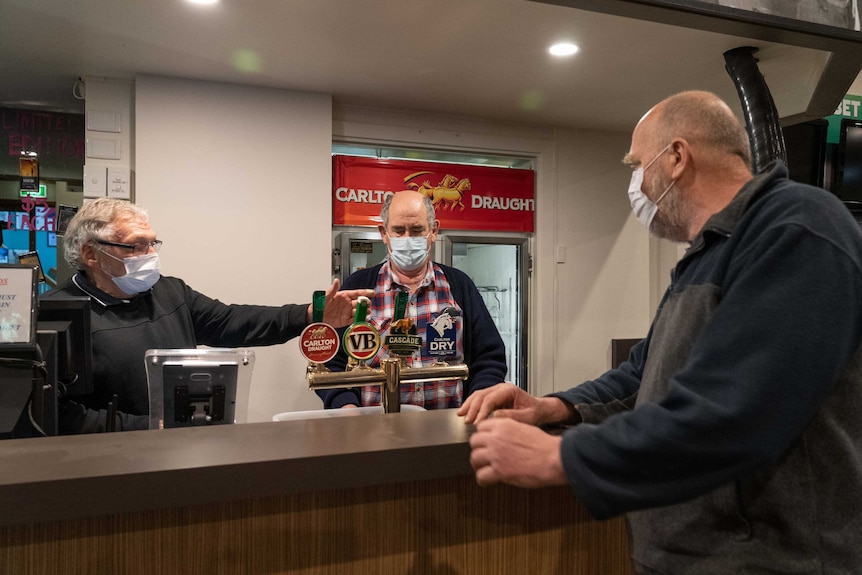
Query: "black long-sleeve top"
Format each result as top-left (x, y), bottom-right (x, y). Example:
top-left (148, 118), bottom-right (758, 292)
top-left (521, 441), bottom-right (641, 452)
top-left (43, 273), bottom-right (309, 434)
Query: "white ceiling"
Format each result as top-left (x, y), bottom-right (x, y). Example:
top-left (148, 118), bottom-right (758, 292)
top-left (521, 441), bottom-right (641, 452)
top-left (1, 0), bottom-right (860, 133)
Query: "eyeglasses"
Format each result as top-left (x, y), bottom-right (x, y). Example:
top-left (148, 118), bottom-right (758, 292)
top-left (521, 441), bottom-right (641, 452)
top-left (95, 239), bottom-right (163, 256)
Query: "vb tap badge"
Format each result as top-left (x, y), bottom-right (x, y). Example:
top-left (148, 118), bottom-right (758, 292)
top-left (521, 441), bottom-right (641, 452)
top-left (299, 290), bottom-right (340, 365)
top-left (426, 306), bottom-right (460, 360)
top-left (342, 296), bottom-right (380, 365)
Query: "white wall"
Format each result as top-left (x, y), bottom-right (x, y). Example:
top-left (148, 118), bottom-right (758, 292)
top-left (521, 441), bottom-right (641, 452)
top-left (135, 76), bottom-right (333, 421)
top-left (552, 128), bottom-right (655, 388)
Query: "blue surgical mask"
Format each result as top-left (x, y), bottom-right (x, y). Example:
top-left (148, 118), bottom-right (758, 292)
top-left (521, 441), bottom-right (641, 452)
top-left (628, 144), bottom-right (675, 230)
top-left (101, 250), bottom-right (161, 294)
top-left (388, 236), bottom-right (429, 272)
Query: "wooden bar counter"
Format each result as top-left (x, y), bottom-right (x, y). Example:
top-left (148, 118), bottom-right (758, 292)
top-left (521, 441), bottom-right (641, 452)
top-left (0, 409), bottom-right (630, 574)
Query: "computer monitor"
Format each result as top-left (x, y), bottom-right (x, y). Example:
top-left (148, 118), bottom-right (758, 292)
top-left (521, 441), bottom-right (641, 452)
top-left (37, 296), bottom-right (94, 396)
top-left (0, 265), bottom-right (41, 437)
top-left (162, 361), bottom-right (238, 428)
top-left (0, 264), bottom-right (39, 350)
top-left (145, 348), bottom-right (256, 430)
top-left (781, 119), bottom-right (827, 189)
top-left (833, 118), bottom-right (862, 211)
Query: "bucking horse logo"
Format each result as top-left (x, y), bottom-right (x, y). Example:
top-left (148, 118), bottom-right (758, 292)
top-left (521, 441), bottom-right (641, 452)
top-left (403, 171), bottom-right (471, 211)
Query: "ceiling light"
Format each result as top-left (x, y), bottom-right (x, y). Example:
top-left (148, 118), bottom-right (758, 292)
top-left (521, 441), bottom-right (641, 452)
top-left (185, 0), bottom-right (218, 5)
top-left (549, 43), bottom-right (580, 57)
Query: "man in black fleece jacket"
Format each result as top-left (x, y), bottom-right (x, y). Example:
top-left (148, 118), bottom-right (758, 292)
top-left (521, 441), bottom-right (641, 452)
top-left (460, 91), bottom-right (862, 574)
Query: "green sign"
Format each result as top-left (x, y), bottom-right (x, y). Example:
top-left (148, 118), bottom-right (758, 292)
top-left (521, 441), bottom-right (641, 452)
top-left (825, 94), bottom-right (862, 144)
top-left (19, 183), bottom-right (47, 198)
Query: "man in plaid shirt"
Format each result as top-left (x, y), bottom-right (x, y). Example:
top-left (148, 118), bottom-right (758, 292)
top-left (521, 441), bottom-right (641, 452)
top-left (319, 190), bottom-right (508, 409)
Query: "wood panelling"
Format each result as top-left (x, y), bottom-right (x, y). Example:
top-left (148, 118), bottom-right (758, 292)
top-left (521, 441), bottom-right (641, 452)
top-left (0, 475), bottom-right (630, 575)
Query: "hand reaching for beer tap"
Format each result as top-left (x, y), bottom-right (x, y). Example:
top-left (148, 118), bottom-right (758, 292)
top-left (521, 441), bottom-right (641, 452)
top-left (306, 278), bottom-right (374, 327)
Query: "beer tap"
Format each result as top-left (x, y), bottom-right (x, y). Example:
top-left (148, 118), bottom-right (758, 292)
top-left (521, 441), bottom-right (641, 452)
top-left (342, 295), bottom-right (378, 372)
top-left (306, 293), bottom-right (469, 413)
top-left (298, 290), bottom-right (339, 374)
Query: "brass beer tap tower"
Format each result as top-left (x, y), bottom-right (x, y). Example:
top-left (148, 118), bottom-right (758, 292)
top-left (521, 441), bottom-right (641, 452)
top-left (304, 293), bottom-right (468, 413)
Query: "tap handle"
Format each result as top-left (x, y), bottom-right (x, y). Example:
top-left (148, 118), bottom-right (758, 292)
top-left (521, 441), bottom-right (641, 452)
top-left (312, 290), bottom-right (326, 323)
top-left (354, 295), bottom-right (370, 324)
top-left (393, 290), bottom-right (408, 321)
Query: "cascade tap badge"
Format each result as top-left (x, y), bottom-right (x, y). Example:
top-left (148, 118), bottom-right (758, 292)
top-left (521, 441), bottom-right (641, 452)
top-left (384, 317), bottom-right (423, 358)
top-left (299, 322), bottom-right (340, 364)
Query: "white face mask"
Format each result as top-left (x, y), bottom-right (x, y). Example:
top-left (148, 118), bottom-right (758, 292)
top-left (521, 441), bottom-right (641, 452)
top-left (388, 235), bottom-right (429, 273)
top-left (101, 251), bottom-right (161, 294)
top-left (628, 144), bottom-right (675, 230)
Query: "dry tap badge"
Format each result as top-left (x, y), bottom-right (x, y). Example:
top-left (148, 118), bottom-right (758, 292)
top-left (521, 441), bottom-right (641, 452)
top-left (425, 306), bottom-right (460, 360)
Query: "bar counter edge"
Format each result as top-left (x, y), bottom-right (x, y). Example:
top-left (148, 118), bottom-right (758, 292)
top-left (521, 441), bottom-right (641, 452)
top-left (0, 409), bottom-right (474, 527)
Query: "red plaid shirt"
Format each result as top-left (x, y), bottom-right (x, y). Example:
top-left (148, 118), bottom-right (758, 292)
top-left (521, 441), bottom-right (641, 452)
top-left (360, 261), bottom-right (465, 408)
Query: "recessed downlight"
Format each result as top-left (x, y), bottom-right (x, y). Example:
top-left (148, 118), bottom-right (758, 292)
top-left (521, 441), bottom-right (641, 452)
top-left (549, 43), bottom-right (580, 57)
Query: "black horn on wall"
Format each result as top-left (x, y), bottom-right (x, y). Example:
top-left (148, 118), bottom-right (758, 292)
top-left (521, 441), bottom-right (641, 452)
top-left (724, 46), bottom-right (787, 173)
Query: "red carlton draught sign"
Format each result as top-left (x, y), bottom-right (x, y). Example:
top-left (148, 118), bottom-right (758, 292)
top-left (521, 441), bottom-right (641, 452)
top-left (333, 156), bottom-right (535, 233)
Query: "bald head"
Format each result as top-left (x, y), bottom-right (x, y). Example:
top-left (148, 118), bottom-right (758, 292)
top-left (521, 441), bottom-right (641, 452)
top-left (624, 91), bottom-right (755, 242)
top-left (638, 90), bottom-right (752, 170)
top-left (381, 190), bottom-right (436, 230)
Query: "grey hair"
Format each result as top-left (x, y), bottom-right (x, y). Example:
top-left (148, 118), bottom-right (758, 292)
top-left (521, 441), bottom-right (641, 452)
top-left (63, 198), bottom-right (150, 270)
top-left (380, 192), bottom-right (436, 229)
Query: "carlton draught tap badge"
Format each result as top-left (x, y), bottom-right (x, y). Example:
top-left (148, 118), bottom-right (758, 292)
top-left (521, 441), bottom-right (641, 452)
top-left (299, 290), bottom-right (340, 366)
top-left (342, 296), bottom-right (380, 366)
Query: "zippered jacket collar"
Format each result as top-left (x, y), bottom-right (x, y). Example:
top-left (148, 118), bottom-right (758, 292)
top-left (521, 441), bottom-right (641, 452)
top-left (687, 160), bottom-right (788, 254)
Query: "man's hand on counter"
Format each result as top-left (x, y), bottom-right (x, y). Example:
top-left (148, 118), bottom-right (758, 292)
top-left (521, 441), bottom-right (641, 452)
top-left (468, 417), bottom-right (567, 489)
top-left (458, 383), bottom-right (574, 426)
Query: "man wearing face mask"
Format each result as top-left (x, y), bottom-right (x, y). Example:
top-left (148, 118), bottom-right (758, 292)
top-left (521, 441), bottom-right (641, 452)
top-left (318, 189), bottom-right (507, 410)
top-left (43, 198), bottom-right (374, 434)
top-left (459, 91), bottom-right (862, 573)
